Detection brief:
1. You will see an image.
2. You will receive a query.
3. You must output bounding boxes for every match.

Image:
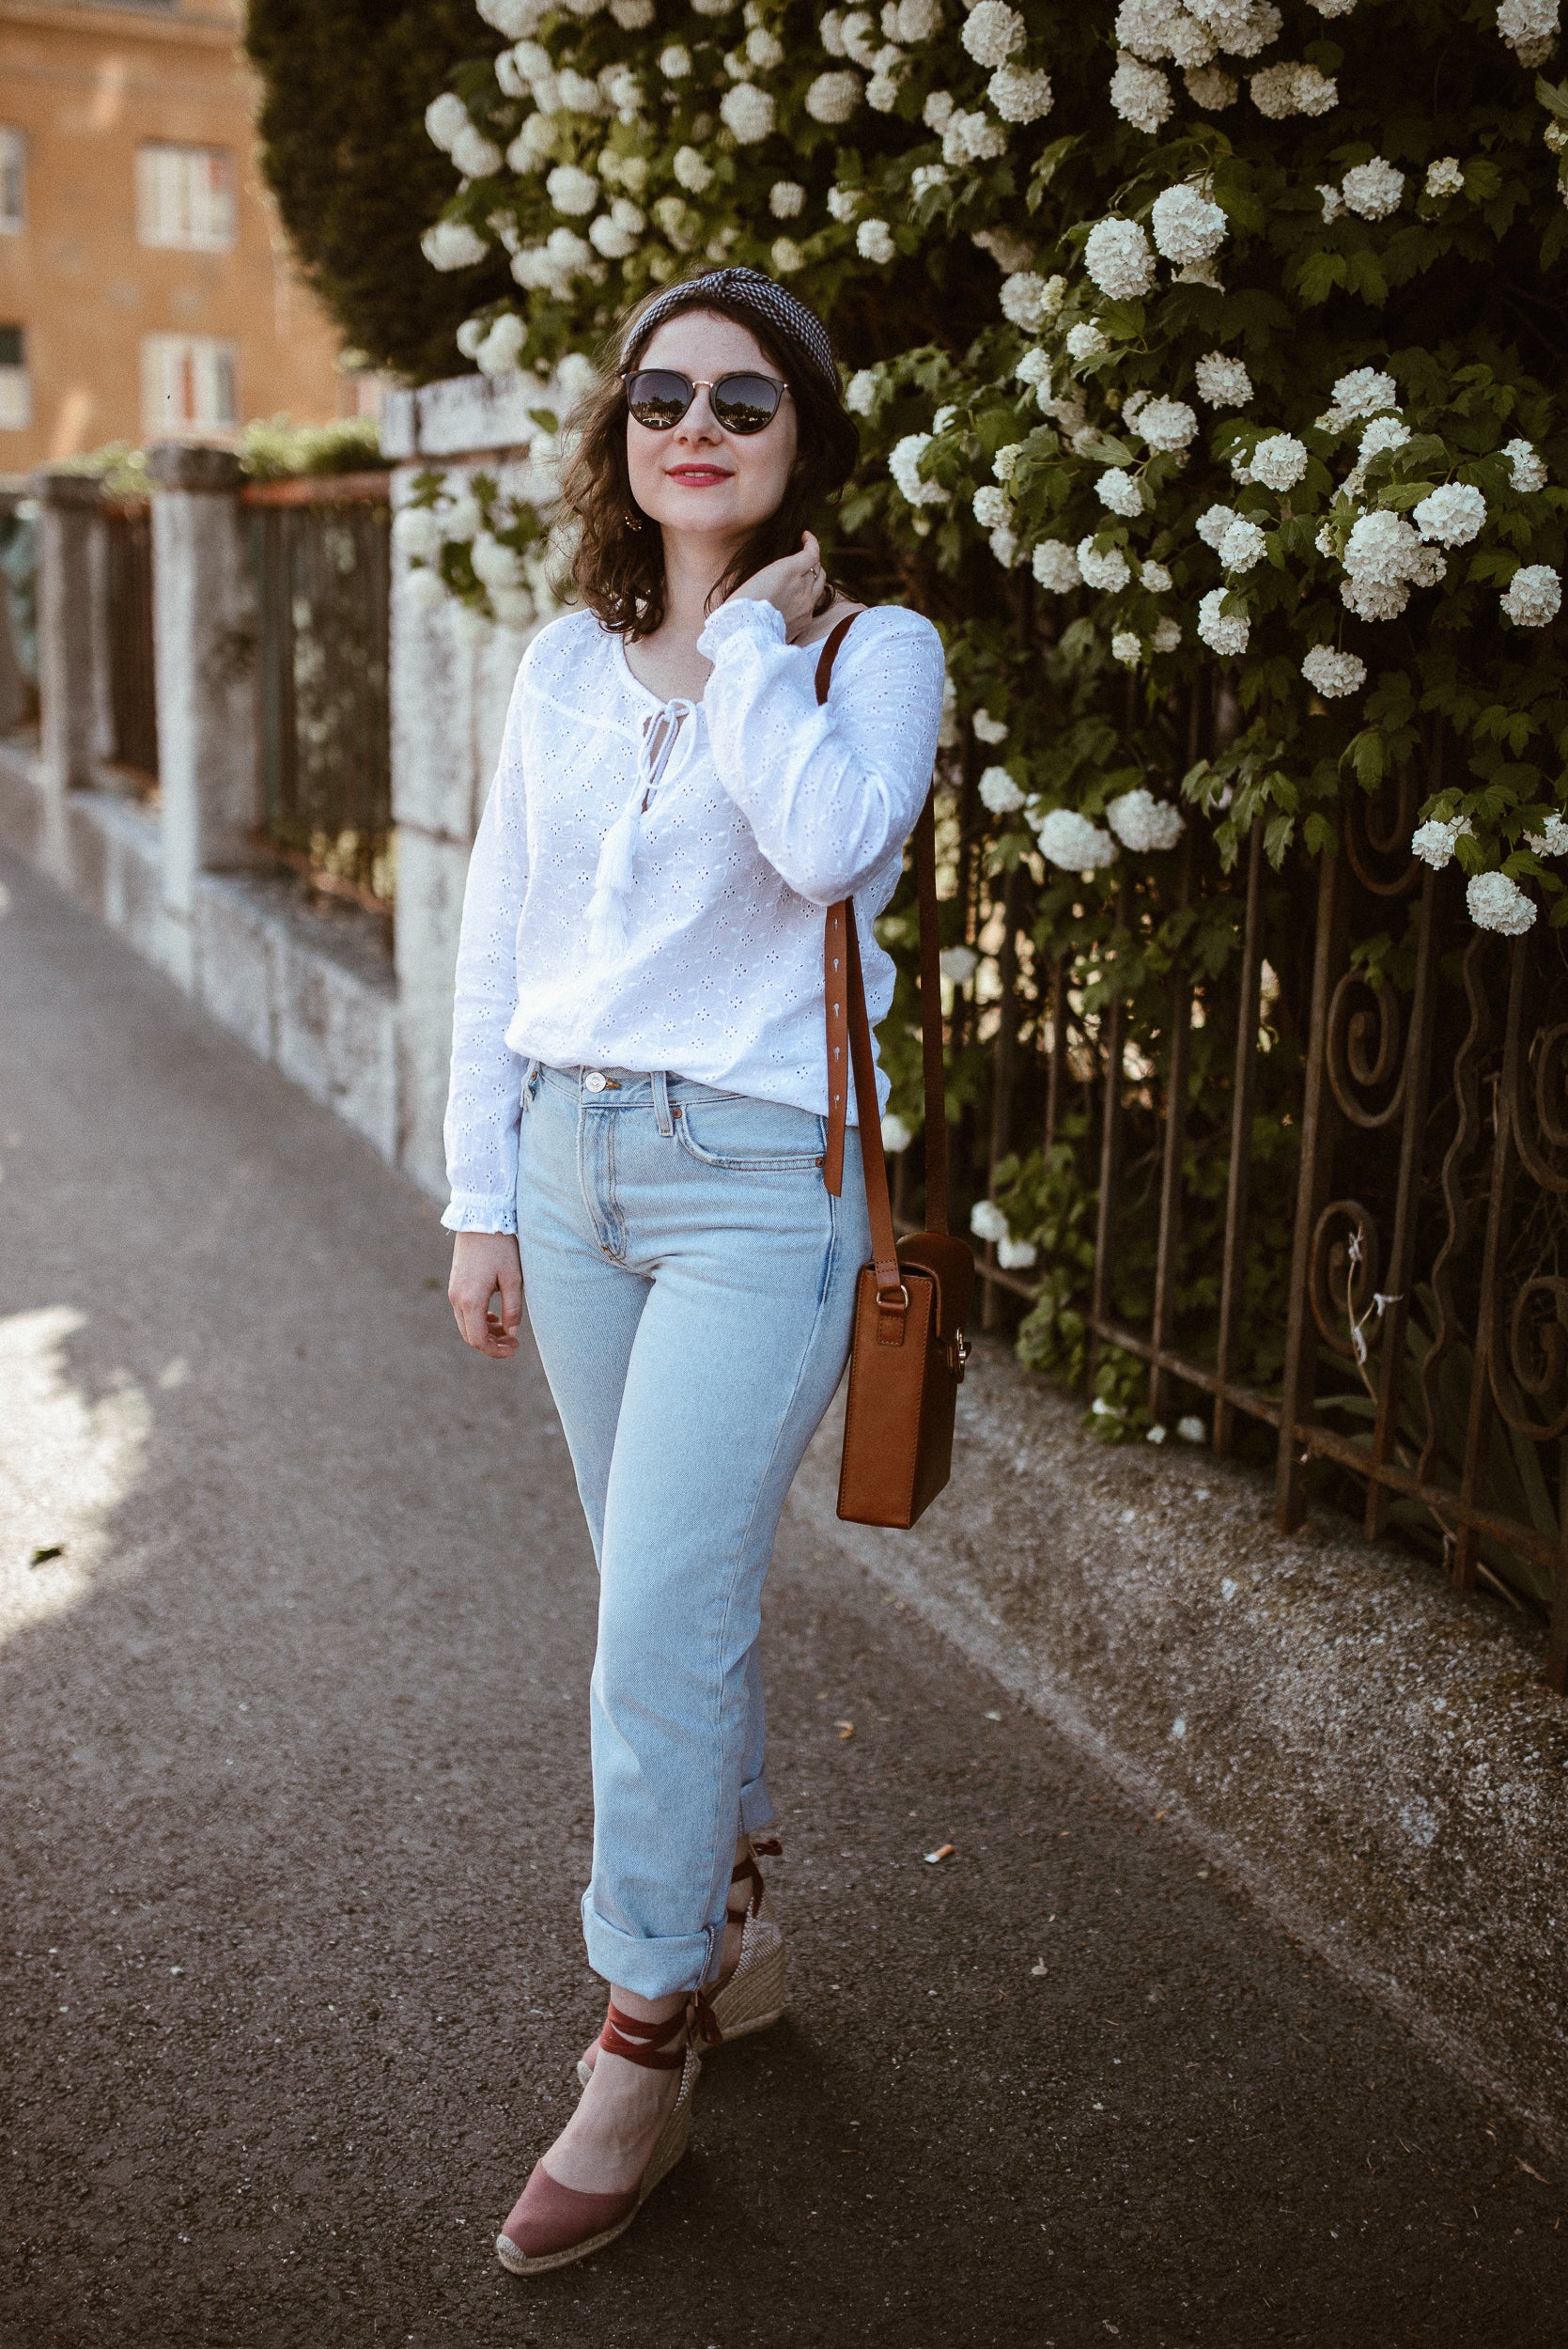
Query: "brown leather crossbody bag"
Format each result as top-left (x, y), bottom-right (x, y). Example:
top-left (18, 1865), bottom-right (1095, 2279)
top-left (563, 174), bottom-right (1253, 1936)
top-left (814, 615), bottom-right (974, 1529)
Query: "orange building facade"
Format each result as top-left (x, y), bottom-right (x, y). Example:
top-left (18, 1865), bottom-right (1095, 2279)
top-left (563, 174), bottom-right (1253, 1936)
top-left (0, 0), bottom-right (361, 472)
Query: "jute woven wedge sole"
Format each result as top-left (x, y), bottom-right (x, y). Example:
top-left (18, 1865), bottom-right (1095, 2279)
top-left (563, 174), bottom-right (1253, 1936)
top-left (576, 1918), bottom-right (784, 2087)
top-left (496, 2044), bottom-right (699, 2277)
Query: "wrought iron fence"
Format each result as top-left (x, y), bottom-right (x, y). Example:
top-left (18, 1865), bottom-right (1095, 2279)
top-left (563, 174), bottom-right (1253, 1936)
top-left (245, 473), bottom-right (393, 912)
top-left (0, 489), bottom-right (38, 730)
top-left (895, 749), bottom-right (1568, 1692)
top-left (101, 498), bottom-right (158, 789)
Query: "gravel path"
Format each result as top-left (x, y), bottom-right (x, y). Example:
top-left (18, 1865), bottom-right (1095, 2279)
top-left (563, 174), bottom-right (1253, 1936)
top-left (3, 846), bottom-right (1566, 2349)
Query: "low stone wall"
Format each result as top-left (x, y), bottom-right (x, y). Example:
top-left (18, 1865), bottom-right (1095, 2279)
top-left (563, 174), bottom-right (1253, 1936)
top-left (0, 742), bottom-right (396, 1165)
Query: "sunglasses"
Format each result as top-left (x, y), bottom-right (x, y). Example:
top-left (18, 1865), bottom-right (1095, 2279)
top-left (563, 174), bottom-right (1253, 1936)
top-left (622, 367), bottom-right (791, 435)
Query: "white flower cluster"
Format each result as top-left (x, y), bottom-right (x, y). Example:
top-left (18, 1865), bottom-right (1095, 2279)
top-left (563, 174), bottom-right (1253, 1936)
top-left (1078, 538), bottom-right (1132, 591)
top-left (1151, 184), bottom-right (1228, 263)
top-left (1110, 54), bottom-right (1174, 132)
top-left (1500, 563), bottom-right (1562, 625)
top-left (942, 108), bottom-right (1009, 163)
top-left (1341, 509), bottom-right (1446, 620)
top-left (1001, 272), bottom-right (1057, 329)
top-left (1066, 321), bottom-right (1108, 360)
top-left (1413, 483), bottom-right (1486, 546)
top-left (974, 705), bottom-right (1010, 741)
top-left (1467, 871), bottom-right (1537, 933)
top-left (805, 68), bottom-right (863, 121)
top-left (1115, 0), bottom-right (1220, 66)
top-left (961, 2), bottom-right (1026, 67)
top-left (845, 368), bottom-right (880, 415)
top-left (1411, 813), bottom-right (1471, 868)
top-left (1097, 469), bottom-right (1145, 518)
top-left (1084, 217), bottom-right (1156, 301)
top-left (1497, 0), bottom-right (1560, 69)
top-left (1136, 396), bottom-right (1199, 451)
top-left (889, 432), bottom-right (950, 506)
top-left (769, 179), bottom-right (804, 218)
top-left (1301, 644), bottom-right (1367, 698)
top-left (1250, 433), bottom-right (1309, 491)
top-left (973, 484), bottom-right (1011, 527)
top-left (1341, 159), bottom-right (1405, 219)
top-left (979, 764), bottom-right (1026, 812)
top-left (720, 82), bottom-right (775, 140)
top-left (547, 161), bottom-right (599, 215)
top-left (1218, 517), bottom-right (1266, 571)
top-left (511, 225), bottom-right (598, 295)
top-left (1318, 368), bottom-right (1401, 430)
top-left (423, 220), bottom-right (489, 271)
top-left (1528, 812), bottom-right (1568, 853)
top-left (1195, 501), bottom-right (1237, 550)
top-left (1197, 587), bottom-right (1249, 654)
top-left (1504, 437), bottom-right (1548, 491)
top-left (1108, 787), bottom-right (1185, 850)
top-left (1186, 64), bottom-right (1239, 106)
top-left (1193, 350), bottom-right (1251, 407)
top-left (1032, 538), bottom-right (1082, 590)
top-left (970, 1198), bottom-right (1009, 1244)
top-left (1188, 0), bottom-right (1283, 54)
top-left (990, 65), bottom-right (1054, 120)
top-left (1425, 156), bottom-right (1466, 199)
top-left (1250, 61), bottom-right (1337, 117)
top-left (858, 218), bottom-right (897, 261)
top-left (1034, 807), bottom-right (1120, 871)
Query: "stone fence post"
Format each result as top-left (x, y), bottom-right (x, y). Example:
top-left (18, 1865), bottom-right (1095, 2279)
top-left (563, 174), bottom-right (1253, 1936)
top-left (31, 467), bottom-right (104, 881)
top-left (147, 443), bottom-right (259, 992)
top-left (382, 374), bottom-right (547, 1197)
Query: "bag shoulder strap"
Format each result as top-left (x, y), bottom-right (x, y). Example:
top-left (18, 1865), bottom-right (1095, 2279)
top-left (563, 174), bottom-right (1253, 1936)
top-left (814, 617), bottom-right (947, 1288)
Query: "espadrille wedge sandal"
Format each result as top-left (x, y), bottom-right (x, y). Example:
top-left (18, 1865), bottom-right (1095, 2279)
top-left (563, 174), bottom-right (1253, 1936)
top-left (496, 1998), bottom-right (709, 2277)
top-left (576, 1839), bottom-right (786, 2088)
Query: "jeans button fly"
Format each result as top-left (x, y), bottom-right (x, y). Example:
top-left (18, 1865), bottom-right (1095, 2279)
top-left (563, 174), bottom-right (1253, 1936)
top-left (582, 1069), bottom-right (607, 1093)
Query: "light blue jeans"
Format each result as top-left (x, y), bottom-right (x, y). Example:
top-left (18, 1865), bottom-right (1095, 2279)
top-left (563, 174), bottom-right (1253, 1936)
top-left (514, 1060), bottom-right (871, 2000)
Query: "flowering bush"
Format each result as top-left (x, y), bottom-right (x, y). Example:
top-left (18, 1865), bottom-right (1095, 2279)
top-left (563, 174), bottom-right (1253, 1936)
top-left (403, 0), bottom-right (1568, 1427)
top-left (408, 0), bottom-right (1568, 932)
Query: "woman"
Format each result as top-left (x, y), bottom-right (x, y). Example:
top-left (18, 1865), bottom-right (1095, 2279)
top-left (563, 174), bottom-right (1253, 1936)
top-left (442, 266), bottom-right (943, 2275)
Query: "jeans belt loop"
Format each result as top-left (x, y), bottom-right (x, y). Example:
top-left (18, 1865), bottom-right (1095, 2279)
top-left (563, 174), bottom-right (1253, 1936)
top-left (651, 1067), bottom-right (674, 1137)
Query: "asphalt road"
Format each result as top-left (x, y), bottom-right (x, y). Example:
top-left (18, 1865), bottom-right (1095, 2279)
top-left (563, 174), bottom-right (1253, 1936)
top-left (3, 845), bottom-right (1566, 2349)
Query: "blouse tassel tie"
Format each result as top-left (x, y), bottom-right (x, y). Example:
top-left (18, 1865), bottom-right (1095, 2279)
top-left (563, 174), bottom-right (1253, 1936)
top-left (586, 699), bottom-right (697, 957)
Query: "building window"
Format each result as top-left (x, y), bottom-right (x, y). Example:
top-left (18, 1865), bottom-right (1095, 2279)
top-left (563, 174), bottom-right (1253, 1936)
top-left (135, 144), bottom-right (236, 252)
top-left (141, 334), bottom-right (237, 436)
top-left (0, 326), bottom-right (30, 430)
top-left (0, 129), bottom-right (23, 235)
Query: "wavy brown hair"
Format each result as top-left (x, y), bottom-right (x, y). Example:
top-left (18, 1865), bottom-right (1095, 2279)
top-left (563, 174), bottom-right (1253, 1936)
top-left (559, 277), bottom-right (862, 641)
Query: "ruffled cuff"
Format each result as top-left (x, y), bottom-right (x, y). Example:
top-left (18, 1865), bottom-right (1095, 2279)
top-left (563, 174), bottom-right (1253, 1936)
top-left (697, 597), bottom-right (787, 661)
top-left (440, 1190), bottom-right (519, 1236)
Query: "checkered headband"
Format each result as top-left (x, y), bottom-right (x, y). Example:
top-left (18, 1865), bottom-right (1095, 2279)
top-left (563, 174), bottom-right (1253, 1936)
top-left (620, 268), bottom-right (839, 396)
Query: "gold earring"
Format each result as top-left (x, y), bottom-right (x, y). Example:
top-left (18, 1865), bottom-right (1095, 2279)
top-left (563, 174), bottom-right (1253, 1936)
top-left (626, 507), bottom-right (644, 531)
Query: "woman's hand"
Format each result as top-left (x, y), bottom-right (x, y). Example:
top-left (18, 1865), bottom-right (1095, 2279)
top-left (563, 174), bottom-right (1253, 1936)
top-left (448, 1231), bottom-right (523, 1360)
top-left (726, 531), bottom-right (826, 644)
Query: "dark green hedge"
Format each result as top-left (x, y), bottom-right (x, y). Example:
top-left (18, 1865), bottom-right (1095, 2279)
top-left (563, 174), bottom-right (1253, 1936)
top-left (244, 0), bottom-right (514, 384)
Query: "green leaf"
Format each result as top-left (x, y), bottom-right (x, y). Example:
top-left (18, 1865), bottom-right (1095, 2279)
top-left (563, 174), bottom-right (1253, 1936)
top-left (1294, 248), bottom-right (1347, 306)
top-left (1345, 247), bottom-right (1389, 306)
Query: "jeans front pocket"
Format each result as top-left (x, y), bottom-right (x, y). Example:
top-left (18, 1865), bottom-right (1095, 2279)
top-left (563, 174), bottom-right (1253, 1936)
top-left (673, 1091), bottom-right (827, 1174)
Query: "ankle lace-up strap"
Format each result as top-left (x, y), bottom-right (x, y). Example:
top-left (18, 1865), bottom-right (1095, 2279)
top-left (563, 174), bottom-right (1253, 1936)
top-left (598, 2003), bottom-right (688, 2069)
top-left (727, 1838), bottom-right (782, 1922)
top-left (598, 1989), bottom-right (722, 2067)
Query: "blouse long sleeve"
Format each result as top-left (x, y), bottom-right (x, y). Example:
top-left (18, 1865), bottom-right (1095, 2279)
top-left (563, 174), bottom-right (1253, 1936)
top-left (695, 599), bottom-right (944, 906)
top-left (441, 666), bottom-right (533, 1234)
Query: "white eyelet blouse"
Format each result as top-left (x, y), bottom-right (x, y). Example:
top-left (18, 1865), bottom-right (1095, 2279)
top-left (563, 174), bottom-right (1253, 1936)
top-left (441, 594), bottom-right (946, 1235)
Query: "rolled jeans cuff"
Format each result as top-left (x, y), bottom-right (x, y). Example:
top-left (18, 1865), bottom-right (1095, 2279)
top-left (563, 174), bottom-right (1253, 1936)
top-left (739, 1770), bottom-right (777, 1838)
top-left (581, 1894), bottom-right (716, 2000)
